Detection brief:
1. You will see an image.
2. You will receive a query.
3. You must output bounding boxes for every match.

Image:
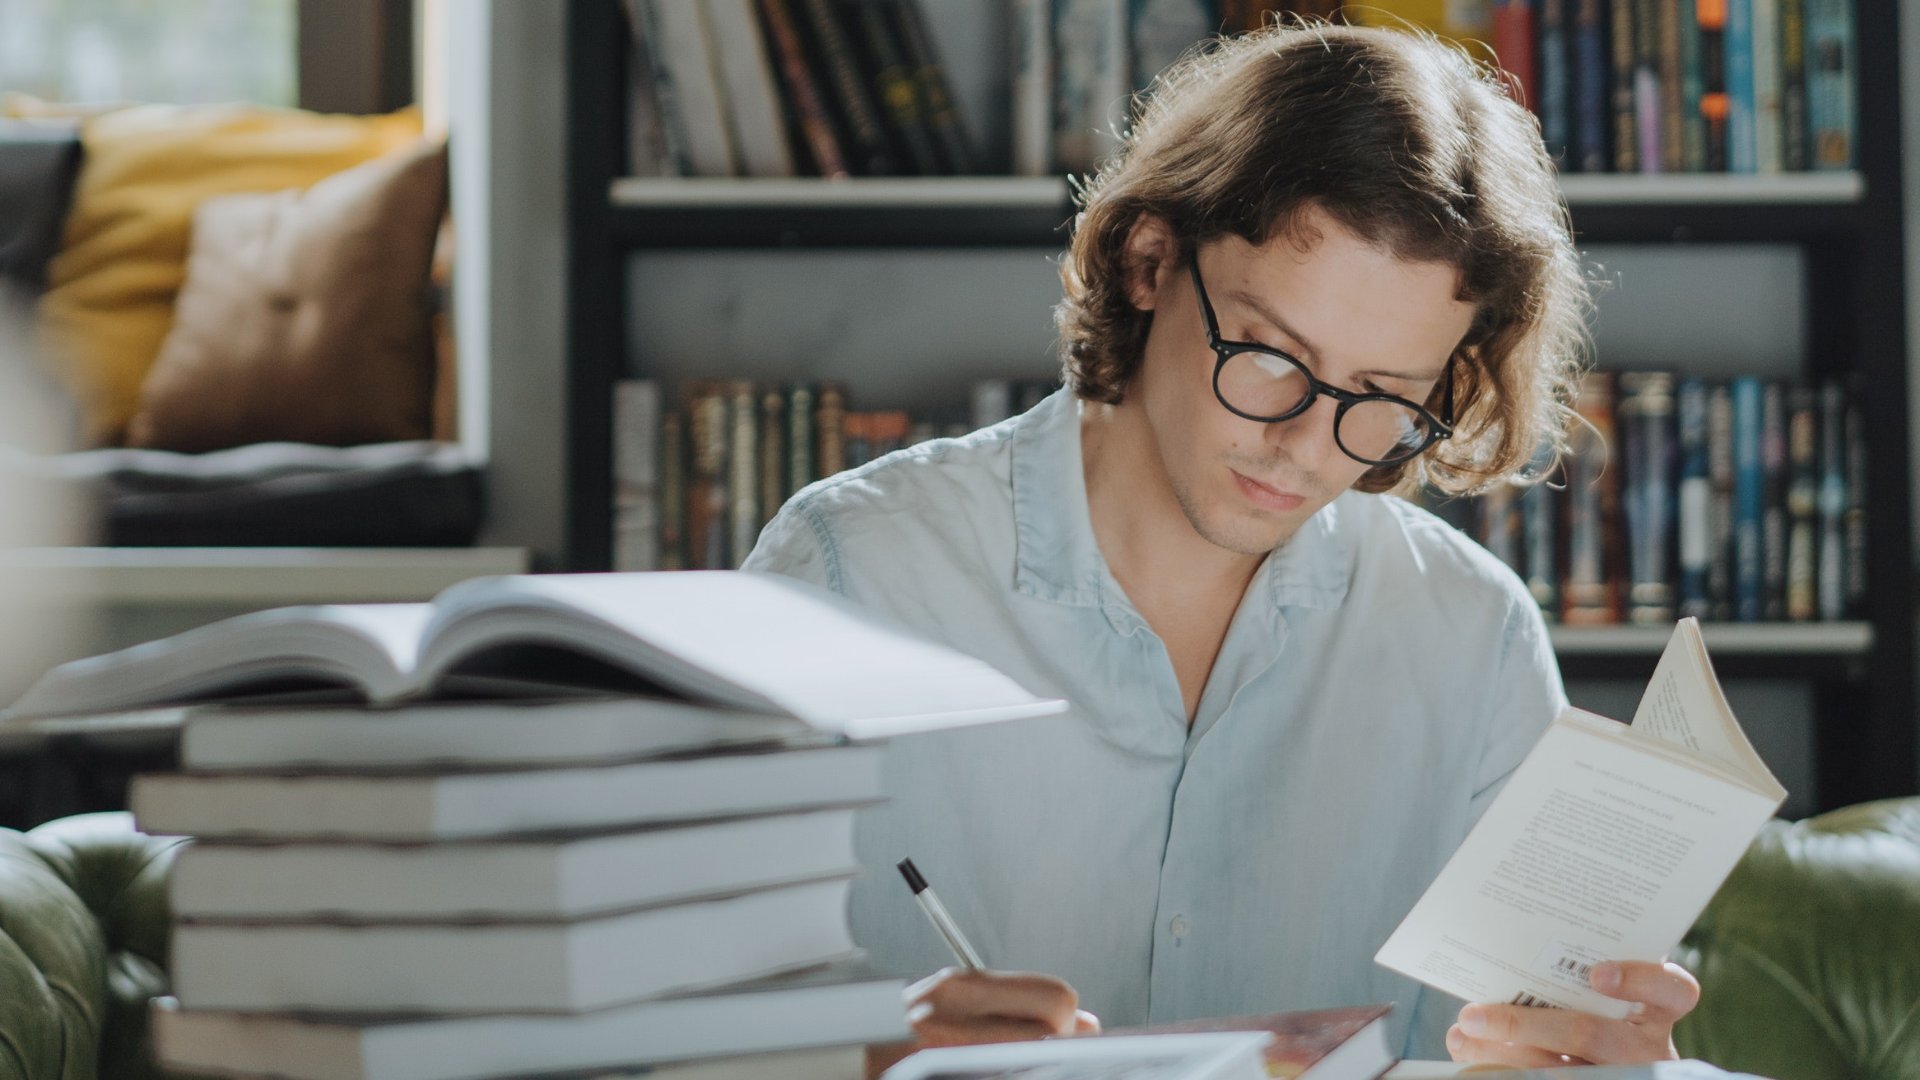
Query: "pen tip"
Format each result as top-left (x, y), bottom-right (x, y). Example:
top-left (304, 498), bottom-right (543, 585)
top-left (897, 857), bottom-right (928, 894)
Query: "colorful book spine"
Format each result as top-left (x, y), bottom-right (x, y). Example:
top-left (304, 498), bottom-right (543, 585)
top-left (1675, 378), bottom-right (1713, 619)
top-left (1523, 480), bottom-right (1560, 619)
top-left (728, 380), bottom-right (761, 568)
top-left (1656, 0), bottom-right (1686, 171)
top-left (1784, 385), bottom-right (1818, 621)
top-left (1804, 0), bottom-right (1854, 170)
top-left (758, 388), bottom-right (788, 530)
top-left (759, 0), bottom-right (854, 177)
top-left (846, 0), bottom-right (941, 175)
top-left (1011, 0), bottom-right (1054, 176)
top-left (1724, 0), bottom-right (1757, 171)
top-left (1131, 0), bottom-right (1213, 95)
top-left (1610, 0), bottom-right (1639, 172)
top-left (786, 384), bottom-right (817, 497)
top-left (1619, 372), bottom-right (1675, 624)
top-left (1490, 0), bottom-right (1537, 108)
top-left (1677, 0), bottom-right (1708, 171)
top-left (1816, 381), bottom-right (1847, 621)
top-left (1632, 0), bottom-right (1663, 172)
top-left (816, 382), bottom-right (849, 477)
top-left (1573, 0), bottom-right (1610, 172)
top-left (1563, 372), bottom-right (1621, 624)
top-left (1777, 0), bottom-right (1809, 170)
top-left (1538, 0), bottom-right (1573, 163)
top-left (685, 382), bottom-right (732, 571)
top-left (1698, 0), bottom-right (1730, 170)
top-left (613, 380), bottom-right (662, 573)
top-left (658, 409), bottom-right (687, 570)
top-left (1730, 377), bottom-right (1764, 620)
top-left (1477, 484), bottom-right (1523, 576)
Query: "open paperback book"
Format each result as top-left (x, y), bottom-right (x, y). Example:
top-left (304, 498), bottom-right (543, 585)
top-left (3, 571), bottom-right (1066, 737)
top-left (1375, 617), bottom-right (1786, 1019)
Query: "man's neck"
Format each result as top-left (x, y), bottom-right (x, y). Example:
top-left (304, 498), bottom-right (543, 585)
top-left (1079, 399), bottom-right (1269, 606)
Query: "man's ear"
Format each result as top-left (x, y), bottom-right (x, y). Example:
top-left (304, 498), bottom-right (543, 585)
top-left (1121, 214), bottom-right (1179, 312)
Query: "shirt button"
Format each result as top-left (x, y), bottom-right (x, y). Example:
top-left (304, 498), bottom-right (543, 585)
top-left (1169, 915), bottom-right (1190, 938)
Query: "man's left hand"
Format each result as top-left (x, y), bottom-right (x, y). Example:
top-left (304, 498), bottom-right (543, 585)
top-left (1445, 960), bottom-right (1702, 1068)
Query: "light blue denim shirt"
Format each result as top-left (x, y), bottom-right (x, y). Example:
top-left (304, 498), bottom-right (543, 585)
top-left (741, 387), bottom-right (1566, 1059)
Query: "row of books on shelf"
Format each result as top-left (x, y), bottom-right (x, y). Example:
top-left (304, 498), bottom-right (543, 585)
top-left (613, 376), bottom-right (1061, 571)
top-left (1491, 0), bottom-right (1857, 174)
top-left (1429, 372), bottom-right (1866, 626)
top-left (619, 0), bottom-right (1857, 184)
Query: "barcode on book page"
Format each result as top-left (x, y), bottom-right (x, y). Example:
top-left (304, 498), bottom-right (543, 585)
top-left (1532, 939), bottom-right (1608, 995)
top-left (1508, 991), bottom-right (1561, 1008)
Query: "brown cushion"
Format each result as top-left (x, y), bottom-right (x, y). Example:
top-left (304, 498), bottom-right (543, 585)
top-left (124, 139), bottom-right (446, 452)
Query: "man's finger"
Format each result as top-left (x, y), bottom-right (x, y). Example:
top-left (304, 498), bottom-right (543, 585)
top-left (1073, 1009), bottom-right (1102, 1034)
top-left (1446, 1025), bottom-right (1587, 1069)
top-left (1458, 1003), bottom-right (1634, 1064)
top-left (914, 1015), bottom-right (1060, 1048)
top-left (919, 970), bottom-right (1081, 1030)
top-left (1591, 961), bottom-right (1701, 1025)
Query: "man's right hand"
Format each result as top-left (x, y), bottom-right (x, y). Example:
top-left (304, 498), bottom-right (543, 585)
top-left (865, 968), bottom-right (1101, 1078)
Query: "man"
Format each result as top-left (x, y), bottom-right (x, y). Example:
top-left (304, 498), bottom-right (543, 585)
top-left (742, 21), bottom-right (1700, 1072)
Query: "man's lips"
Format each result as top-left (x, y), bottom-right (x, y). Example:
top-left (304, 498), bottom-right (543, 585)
top-left (1232, 469), bottom-right (1306, 512)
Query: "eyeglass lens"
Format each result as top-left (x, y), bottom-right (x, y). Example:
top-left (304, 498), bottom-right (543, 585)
top-left (1215, 349), bottom-right (1437, 465)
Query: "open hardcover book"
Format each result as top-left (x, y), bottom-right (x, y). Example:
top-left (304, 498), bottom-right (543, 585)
top-left (1375, 617), bottom-right (1786, 1019)
top-left (3, 571), bottom-right (1066, 738)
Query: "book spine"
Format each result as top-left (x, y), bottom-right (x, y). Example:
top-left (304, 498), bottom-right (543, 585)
top-left (645, 0), bottom-right (741, 176)
top-left (759, 388), bottom-right (788, 529)
top-left (892, 0), bottom-right (977, 173)
top-left (1676, 378), bottom-right (1712, 618)
top-left (848, 0), bottom-right (942, 175)
top-left (1656, 0), bottom-right (1685, 170)
top-left (686, 382), bottom-right (732, 571)
top-left (1706, 381), bottom-right (1735, 618)
top-left (613, 380), bottom-right (662, 572)
top-left (787, 384), bottom-right (817, 495)
top-left (844, 413), bottom-right (873, 469)
top-left (1573, 0), bottom-right (1610, 172)
top-left (1725, 0), bottom-right (1756, 171)
top-left (1677, 0), bottom-right (1708, 171)
top-left (1804, 0), bottom-right (1854, 170)
top-left (1760, 380), bottom-right (1787, 619)
top-left (1843, 392), bottom-right (1867, 615)
top-left (1491, 0), bottom-right (1538, 109)
top-left (1609, 0), bottom-right (1638, 171)
top-left (1750, 0), bottom-right (1782, 172)
top-left (1538, 0), bottom-right (1573, 163)
top-left (1699, 0), bottom-right (1730, 170)
top-left (1730, 377), bottom-right (1764, 620)
top-left (1777, 0), bottom-right (1808, 170)
top-left (816, 382), bottom-right (848, 476)
top-left (729, 381), bottom-right (761, 567)
top-left (1523, 479), bottom-right (1560, 619)
top-left (1563, 372), bottom-right (1621, 624)
top-left (620, 0), bottom-right (689, 176)
top-left (1477, 483), bottom-right (1523, 575)
top-left (1816, 381), bottom-right (1847, 621)
top-left (1619, 372), bottom-right (1675, 624)
top-left (1632, 0), bottom-right (1662, 172)
top-left (971, 378), bottom-right (1014, 429)
top-left (801, 0), bottom-right (898, 174)
top-left (1784, 385), bottom-right (1818, 621)
top-left (706, 0), bottom-right (802, 177)
top-left (1011, 0), bottom-right (1055, 175)
top-left (759, 0), bottom-right (854, 177)
top-left (658, 408), bottom-right (687, 570)
top-left (1131, 0), bottom-right (1212, 95)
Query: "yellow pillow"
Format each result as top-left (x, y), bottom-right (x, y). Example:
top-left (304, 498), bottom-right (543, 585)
top-left (36, 103), bottom-right (422, 444)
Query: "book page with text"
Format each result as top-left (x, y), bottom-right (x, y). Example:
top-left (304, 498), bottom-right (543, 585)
top-left (1629, 619), bottom-right (1783, 799)
top-left (1375, 709), bottom-right (1782, 1017)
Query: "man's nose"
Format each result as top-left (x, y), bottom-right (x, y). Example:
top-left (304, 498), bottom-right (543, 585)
top-left (1265, 391), bottom-right (1339, 468)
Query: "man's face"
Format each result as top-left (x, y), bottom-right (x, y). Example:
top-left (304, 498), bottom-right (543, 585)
top-left (1129, 206), bottom-right (1479, 556)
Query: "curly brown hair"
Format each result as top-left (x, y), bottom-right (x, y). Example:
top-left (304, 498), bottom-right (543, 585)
top-left (1054, 21), bottom-right (1590, 495)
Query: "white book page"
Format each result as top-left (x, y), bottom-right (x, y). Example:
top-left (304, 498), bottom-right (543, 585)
top-left (1376, 710), bottom-right (1782, 1017)
top-left (418, 572), bottom-right (1067, 735)
top-left (1629, 619), bottom-right (1784, 800)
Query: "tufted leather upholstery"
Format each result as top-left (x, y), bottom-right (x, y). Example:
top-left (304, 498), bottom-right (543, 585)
top-left (1674, 798), bottom-right (1920, 1080)
top-left (0, 812), bottom-right (184, 1080)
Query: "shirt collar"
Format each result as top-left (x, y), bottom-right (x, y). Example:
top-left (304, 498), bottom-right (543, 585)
top-left (1009, 387), bottom-right (1354, 614)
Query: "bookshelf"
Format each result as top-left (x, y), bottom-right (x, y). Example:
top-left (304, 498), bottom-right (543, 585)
top-left (559, 0), bottom-right (1912, 812)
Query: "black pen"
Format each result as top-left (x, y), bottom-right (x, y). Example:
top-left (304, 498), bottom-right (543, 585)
top-left (897, 857), bottom-right (986, 970)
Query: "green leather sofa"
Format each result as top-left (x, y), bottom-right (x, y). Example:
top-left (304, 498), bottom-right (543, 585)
top-left (0, 801), bottom-right (1914, 1080)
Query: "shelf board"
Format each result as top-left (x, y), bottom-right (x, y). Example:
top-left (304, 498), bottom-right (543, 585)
top-left (1551, 621), bottom-right (1873, 680)
top-left (603, 173), bottom-right (1869, 248)
top-left (2, 547), bottom-right (531, 605)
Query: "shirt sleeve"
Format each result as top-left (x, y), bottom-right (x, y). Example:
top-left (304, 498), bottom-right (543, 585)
top-left (1467, 589), bottom-right (1568, 827)
top-left (739, 502), bottom-right (841, 595)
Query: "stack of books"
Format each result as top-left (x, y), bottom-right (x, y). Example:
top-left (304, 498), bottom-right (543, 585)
top-left (4, 571), bottom-right (1067, 1080)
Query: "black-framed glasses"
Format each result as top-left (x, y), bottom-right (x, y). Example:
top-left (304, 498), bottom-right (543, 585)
top-left (1188, 258), bottom-right (1455, 467)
